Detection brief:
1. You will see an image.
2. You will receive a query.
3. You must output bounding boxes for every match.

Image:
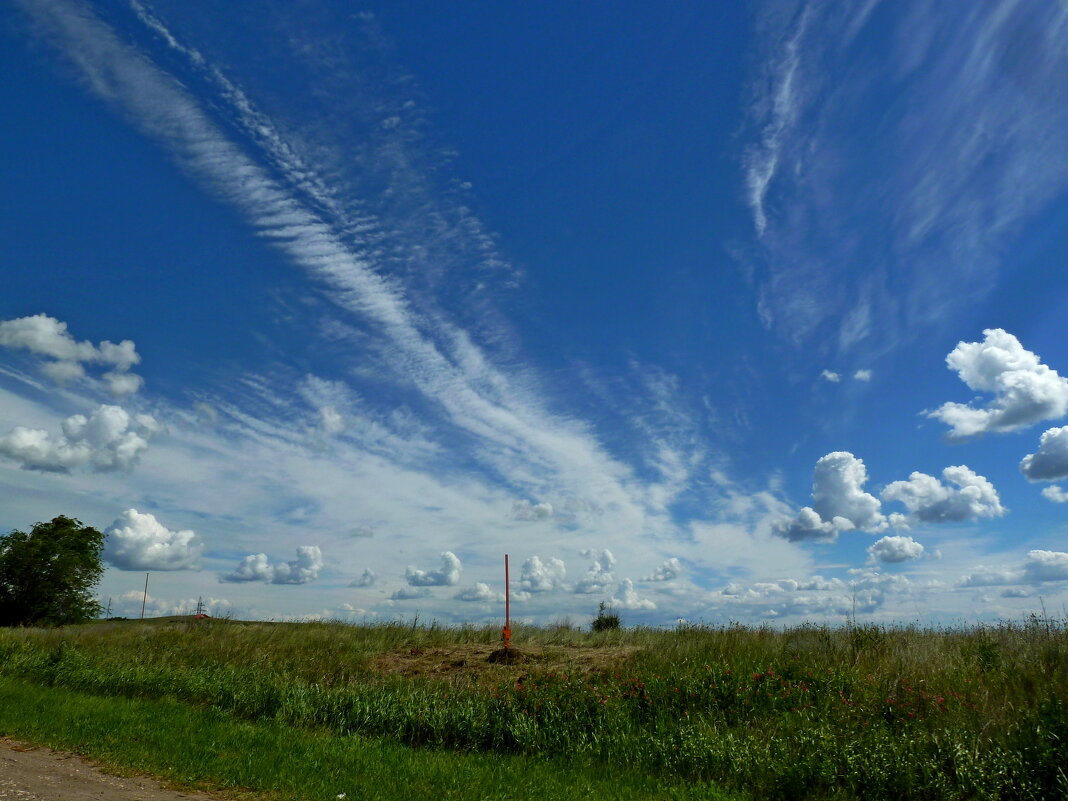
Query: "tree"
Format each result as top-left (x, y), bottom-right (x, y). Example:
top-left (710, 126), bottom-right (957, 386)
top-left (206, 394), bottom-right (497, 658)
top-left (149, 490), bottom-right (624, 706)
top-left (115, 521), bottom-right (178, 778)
top-left (0, 516), bottom-right (105, 627)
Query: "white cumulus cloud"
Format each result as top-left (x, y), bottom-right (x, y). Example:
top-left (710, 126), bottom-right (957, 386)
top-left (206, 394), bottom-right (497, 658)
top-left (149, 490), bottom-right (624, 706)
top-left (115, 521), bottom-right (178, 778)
top-left (642, 557), bottom-right (682, 582)
top-left (1020, 426), bottom-right (1068, 481)
top-left (853, 369), bottom-right (872, 382)
top-left (405, 551), bottom-right (462, 586)
top-left (821, 370), bottom-right (841, 383)
top-left (928, 329), bottom-right (1068, 437)
top-left (1041, 486), bottom-right (1068, 503)
top-left (0, 404), bottom-right (159, 473)
top-left (882, 466), bottom-right (1004, 523)
top-left (574, 548), bottom-right (616, 594)
top-left (960, 550), bottom-right (1068, 588)
top-left (0, 314), bottom-right (143, 395)
top-left (775, 452), bottom-right (885, 542)
top-left (104, 509), bottom-right (202, 571)
top-left (390, 586), bottom-right (430, 601)
top-left (867, 535), bottom-right (924, 564)
top-left (350, 568), bottom-right (376, 587)
top-left (222, 545), bottom-right (323, 584)
top-left (455, 582), bottom-right (503, 603)
top-left (610, 578), bottom-right (656, 611)
top-left (519, 555), bottom-right (566, 592)
top-left (1022, 550), bottom-right (1068, 583)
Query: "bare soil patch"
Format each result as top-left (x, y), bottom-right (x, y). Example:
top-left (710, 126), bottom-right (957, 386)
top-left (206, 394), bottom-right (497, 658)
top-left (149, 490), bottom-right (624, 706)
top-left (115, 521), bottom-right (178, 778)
top-left (0, 738), bottom-right (222, 801)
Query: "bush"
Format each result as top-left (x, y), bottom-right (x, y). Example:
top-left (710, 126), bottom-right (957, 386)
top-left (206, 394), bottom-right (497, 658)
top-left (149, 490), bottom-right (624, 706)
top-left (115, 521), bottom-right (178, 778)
top-left (591, 601), bottom-right (620, 632)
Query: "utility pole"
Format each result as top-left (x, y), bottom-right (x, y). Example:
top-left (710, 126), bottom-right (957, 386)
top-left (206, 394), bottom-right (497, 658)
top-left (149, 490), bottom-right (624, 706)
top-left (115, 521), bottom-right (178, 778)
top-left (140, 573), bottom-right (149, 620)
top-left (502, 554), bottom-right (511, 649)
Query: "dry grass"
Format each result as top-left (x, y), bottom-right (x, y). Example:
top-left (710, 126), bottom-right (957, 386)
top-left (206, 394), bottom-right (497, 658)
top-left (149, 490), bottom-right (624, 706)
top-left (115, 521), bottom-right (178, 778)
top-left (368, 643), bottom-right (640, 683)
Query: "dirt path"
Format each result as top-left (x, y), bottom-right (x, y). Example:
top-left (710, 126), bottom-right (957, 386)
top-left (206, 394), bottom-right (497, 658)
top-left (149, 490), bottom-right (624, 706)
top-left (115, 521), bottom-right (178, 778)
top-left (0, 738), bottom-right (222, 801)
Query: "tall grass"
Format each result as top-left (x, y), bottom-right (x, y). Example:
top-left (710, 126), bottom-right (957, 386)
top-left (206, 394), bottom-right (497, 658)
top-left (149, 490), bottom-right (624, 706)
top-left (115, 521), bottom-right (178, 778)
top-left (1, 618), bottom-right (1066, 800)
top-left (0, 676), bottom-right (730, 801)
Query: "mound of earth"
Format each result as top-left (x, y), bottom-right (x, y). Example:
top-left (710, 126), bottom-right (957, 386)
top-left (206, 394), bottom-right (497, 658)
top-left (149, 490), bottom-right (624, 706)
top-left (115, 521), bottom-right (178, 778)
top-left (486, 647), bottom-right (526, 664)
top-left (367, 643), bottom-right (637, 680)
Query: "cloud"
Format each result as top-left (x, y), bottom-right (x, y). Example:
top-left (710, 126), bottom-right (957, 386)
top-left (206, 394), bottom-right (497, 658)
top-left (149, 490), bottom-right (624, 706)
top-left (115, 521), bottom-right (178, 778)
top-left (0, 314), bottom-right (101, 363)
top-left (882, 466), bottom-right (1004, 523)
top-left (104, 508), bottom-right (202, 570)
top-left (318, 405), bottom-right (344, 436)
top-left (960, 550), bottom-right (1068, 588)
top-left (1001, 587), bottom-right (1031, 599)
top-left (928, 330), bottom-right (1068, 437)
top-left (775, 506), bottom-right (838, 543)
top-left (853, 369), bottom-right (872, 382)
top-left (18, 0), bottom-right (689, 562)
top-left (350, 568), bottom-right (376, 587)
top-left (455, 582), bottom-right (503, 603)
top-left (610, 578), bottom-right (656, 611)
top-left (744, 4), bottom-right (810, 237)
top-left (867, 535), bottom-right (924, 564)
top-left (642, 557), bottom-right (682, 582)
top-left (743, 4), bottom-right (1068, 353)
top-left (820, 370), bottom-right (841, 383)
top-left (957, 565), bottom-right (1020, 588)
top-left (405, 551), bottom-right (461, 586)
top-left (810, 452), bottom-right (886, 529)
top-left (574, 548), bottom-right (616, 594)
top-left (715, 569), bottom-right (912, 619)
top-left (775, 452), bottom-right (886, 542)
top-left (1041, 486), bottom-right (1068, 503)
top-left (1022, 550), bottom-right (1068, 583)
top-left (390, 586), bottom-right (430, 601)
top-left (1020, 426), bottom-right (1068, 481)
top-left (519, 556), bottom-right (566, 592)
top-left (0, 404), bottom-right (159, 473)
top-left (511, 500), bottom-right (553, 521)
top-left (102, 371), bottom-right (144, 397)
top-left (0, 314), bottom-right (142, 395)
top-left (222, 545), bottom-right (323, 584)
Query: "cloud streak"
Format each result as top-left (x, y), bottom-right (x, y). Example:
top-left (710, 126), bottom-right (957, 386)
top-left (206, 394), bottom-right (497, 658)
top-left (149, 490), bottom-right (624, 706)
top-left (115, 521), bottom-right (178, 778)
top-left (14, 0), bottom-right (650, 539)
top-left (745, 1), bottom-right (1068, 352)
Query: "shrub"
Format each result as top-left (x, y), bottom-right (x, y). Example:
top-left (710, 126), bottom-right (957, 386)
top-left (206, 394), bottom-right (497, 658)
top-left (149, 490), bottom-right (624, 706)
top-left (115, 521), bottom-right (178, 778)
top-left (591, 601), bottom-right (620, 632)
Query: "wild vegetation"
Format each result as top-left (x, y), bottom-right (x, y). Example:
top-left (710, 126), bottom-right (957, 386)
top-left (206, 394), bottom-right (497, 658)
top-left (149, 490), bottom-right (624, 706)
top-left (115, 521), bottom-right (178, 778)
top-left (0, 617), bottom-right (1066, 800)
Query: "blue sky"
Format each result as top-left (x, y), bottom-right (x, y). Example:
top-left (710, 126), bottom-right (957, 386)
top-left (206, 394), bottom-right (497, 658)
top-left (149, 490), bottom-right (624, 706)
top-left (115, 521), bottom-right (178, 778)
top-left (2, 0), bottom-right (1068, 625)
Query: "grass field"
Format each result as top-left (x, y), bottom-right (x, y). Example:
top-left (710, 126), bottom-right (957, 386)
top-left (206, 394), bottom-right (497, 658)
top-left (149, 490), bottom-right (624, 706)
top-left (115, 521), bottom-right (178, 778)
top-left (0, 617), bottom-right (1066, 800)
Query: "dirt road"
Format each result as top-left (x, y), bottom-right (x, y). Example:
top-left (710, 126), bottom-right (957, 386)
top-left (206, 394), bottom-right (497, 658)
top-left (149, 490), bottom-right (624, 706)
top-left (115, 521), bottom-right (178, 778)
top-left (0, 738), bottom-right (221, 801)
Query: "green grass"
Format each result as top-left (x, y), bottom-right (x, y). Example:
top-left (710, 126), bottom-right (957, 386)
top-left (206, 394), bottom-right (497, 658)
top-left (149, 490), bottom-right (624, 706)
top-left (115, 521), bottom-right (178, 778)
top-left (1, 617), bottom-right (1067, 800)
top-left (0, 676), bottom-right (735, 801)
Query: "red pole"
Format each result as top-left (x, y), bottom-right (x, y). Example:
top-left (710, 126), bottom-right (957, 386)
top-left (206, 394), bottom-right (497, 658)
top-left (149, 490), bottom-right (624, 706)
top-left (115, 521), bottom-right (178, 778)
top-left (502, 554), bottom-right (511, 649)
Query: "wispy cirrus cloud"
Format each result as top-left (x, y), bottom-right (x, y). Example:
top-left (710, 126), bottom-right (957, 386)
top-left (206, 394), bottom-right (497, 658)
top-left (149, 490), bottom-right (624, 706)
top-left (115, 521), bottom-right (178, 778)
top-left (744, 0), bottom-right (1068, 354)
top-left (11, 0), bottom-right (663, 528)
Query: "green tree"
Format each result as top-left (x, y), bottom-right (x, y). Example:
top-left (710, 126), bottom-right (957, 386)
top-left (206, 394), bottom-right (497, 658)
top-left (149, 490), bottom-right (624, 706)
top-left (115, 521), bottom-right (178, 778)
top-left (0, 516), bottom-right (105, 627)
